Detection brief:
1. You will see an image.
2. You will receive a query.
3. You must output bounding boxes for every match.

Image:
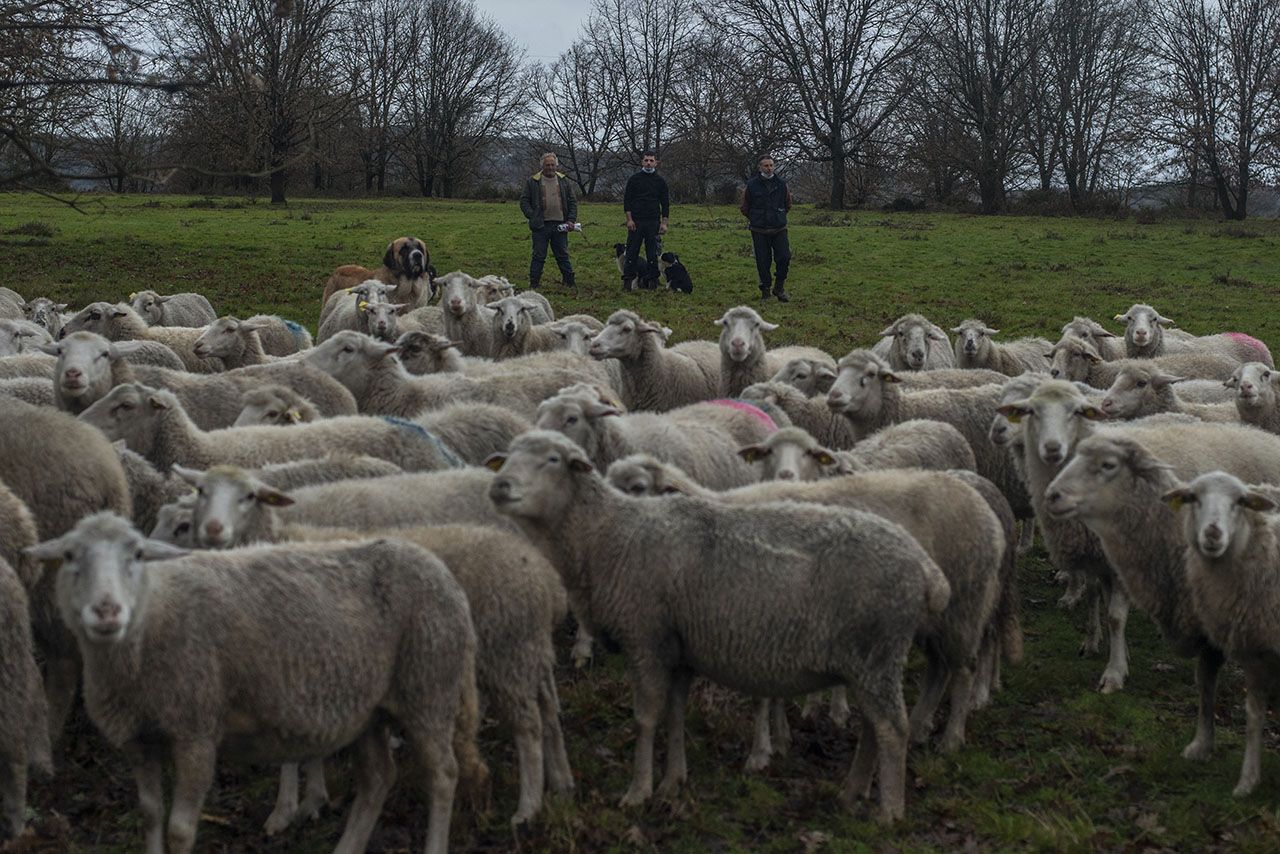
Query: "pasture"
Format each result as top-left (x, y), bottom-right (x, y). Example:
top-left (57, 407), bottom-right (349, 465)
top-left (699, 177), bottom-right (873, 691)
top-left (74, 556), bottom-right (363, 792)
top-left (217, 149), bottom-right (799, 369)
top-left (3, 192), bottom-right (1280, 851)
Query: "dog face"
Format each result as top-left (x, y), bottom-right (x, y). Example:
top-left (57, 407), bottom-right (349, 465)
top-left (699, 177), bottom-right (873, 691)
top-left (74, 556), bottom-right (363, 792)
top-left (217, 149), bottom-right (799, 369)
top-left (658, 252), bottom-right (679, 272)
top-left (383, 237), bottom-right (429, 279)
top-left (613, 243), bottom-right (627, 258)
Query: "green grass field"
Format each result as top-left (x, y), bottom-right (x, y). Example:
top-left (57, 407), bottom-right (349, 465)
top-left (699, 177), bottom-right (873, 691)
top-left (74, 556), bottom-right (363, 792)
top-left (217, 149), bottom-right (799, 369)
top-left (4, 193), bottom-right (1280, 852)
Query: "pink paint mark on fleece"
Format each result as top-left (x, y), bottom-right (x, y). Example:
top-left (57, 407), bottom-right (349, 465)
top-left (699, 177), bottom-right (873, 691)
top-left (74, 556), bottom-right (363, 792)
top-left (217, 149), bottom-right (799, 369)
top-left (1223, 331), bottom-right (1273, 364)
top-left (709, 399), bottom-right (778, 433)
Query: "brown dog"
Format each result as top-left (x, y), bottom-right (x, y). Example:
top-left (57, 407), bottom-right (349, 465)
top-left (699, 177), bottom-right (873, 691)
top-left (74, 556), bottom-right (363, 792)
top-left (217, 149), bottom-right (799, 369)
top-left (321, 237), bottom-right (433, 309)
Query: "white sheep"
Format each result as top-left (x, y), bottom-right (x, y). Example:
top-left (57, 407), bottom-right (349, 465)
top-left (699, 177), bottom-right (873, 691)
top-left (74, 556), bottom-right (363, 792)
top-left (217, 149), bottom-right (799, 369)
top-left (1115, 303), bottom-right (1274, 366)
top-left (740, 381), bottom-right (859, 448)
top-left (22, 297), bottom-right (67, 338)
top-left (233, 385), bottom-right (319, 427)
top-left (1227, 362), bottom-right (1280, 434)
top-left (60, 301), bottom-right (223, 372)
top-left (1060, 316), bottom-right (1125, 360)
top-left (770, 357), bottom-right (837, 396)
top-left (488, 296), bottom-right (563, 359)
top-left (437, 271), bottom-right (496, 357)
top-left (0, 318), bottom-right (52, 356)
top-left (714, 305), bottom-right (833, 396)
top-left (0, 553), bottom-right (50, 840)
top-left (1048, 334), bottom-right (1242, 387)
top-left (832, 419), bottom-right (978, 475)
top-left (1166, 471), bottom-right (1280, 796)
top-left (587, 310), bottom-right (720, 411)
top-left (128, 289), bottom-right (217, 328)
top-left (80, 383), bottom-right (463, 473)
top-left (473, 275), bottom-right (554, 324)
top-left (950, 319), bottom-right (1051, 375)
top-left (193, 316), bottom-right (285, 367)
top-left (1098, 365), bottom-right (1237, 422)
top-left (27, 512), bottom-right (480, 854)
top-left (871, 313), bottom-right (956, 370)
top-left (489, 430), bottom-right (948, 821)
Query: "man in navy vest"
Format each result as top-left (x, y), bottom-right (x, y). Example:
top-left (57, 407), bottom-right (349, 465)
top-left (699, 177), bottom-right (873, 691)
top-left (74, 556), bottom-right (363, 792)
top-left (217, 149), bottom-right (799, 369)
top-left (622, 150), bottom-right (669, 290)
top-left (739, 155), bottom-right (792, 302)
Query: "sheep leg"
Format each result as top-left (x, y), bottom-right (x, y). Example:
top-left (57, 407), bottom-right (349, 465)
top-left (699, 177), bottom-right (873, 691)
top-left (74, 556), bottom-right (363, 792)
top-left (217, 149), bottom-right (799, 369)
top-left (746, 699), bottom-right (774, 771)
top-left (299, 758), bottom-right (329, 820)
top-left (415, 721), bottom-right (461, 854)
top-left (938, 664), bottom-right (975, 753)
top-left (334, 726), bottom-right (399, 854)
top-left (656, 669), bottom-right (691, 798)
top-left (1097, 582), bottom-right (1129, 694)
top-left (970, 639), bottom-right (994, 710)
top-left (1076, 585), bottom-right (1102, 655)
top-left (0, 759), bottom-right (26, 841)
top-left (1234, 670), bottom-right (1268, 798)
top-left (44, 653), bottom-right (79, 753)
top-left (800, 692), bottom-right (824, 721)
top-left (1016, 518), bottom-right (1036, 554)
top-left (845, 715), bottom-right (877, 801)
top-left (620, 664), bottom-right (670, 807)
top-left (264, 763), bottom-right (300, 836)
top-left (571, 624), bottom-right (594, 668)
top-left (871, 705), bottom-right (909, 823)
top-left (124, 743), bottom-right (165, 854)
top-left (907, 647), bottom-right (948, 744)
top-left (537, 670), bottom-right (574, 794)
top-left (510, 696), bottom-right (546, 826)
top-left (166, 739), bottom-right (217, 854)
top-left (771, 699), bottom-right (791, 756)
top-left (829, 687), bottom-right (851, 729)
top-left (1182, 647), bottom-right (1224, 761)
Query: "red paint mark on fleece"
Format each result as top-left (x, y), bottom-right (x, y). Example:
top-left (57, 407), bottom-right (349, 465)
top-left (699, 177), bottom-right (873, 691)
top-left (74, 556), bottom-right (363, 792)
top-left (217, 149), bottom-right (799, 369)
top-left (1223, 332), bottom-right (1273, 363)
top-left (708, 399), bottom-right (778, 433)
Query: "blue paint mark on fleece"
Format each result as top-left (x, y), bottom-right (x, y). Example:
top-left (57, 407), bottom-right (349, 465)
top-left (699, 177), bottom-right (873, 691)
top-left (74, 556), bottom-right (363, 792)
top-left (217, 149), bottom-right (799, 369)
top-left (380, 416), bottom-right (463, 468)
top-left (278, 317), bottom-right (308, 347)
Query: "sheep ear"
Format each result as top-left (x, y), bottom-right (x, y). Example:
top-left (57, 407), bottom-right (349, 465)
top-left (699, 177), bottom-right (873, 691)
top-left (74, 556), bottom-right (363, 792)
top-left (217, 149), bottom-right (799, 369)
top-left (518, 299), bottom-right (537, 312)
top-left (949, 325), bottom-right (963, 334)
top-left (738, 445), bottom-right (769, 463)
top-left (26, 533), bottom-right (73, 563)
top-left (1094, 328), bottom-right (1117, 338)
top-left (997, 402), bottom-right (1030, 423)
top-left (1153, 372), bottom-right (1186, 387)
top-left (1162, 487), bottom-right (1195, 512)
top-left (816, 365), bottom-right (836, 381)
top-left (38, 341), bottom-right (61, 356)
top-left (392, 303), bottom-right (411, 315)
top-left (483, 453), bottom-right (506, 472)
top-left (111, 307), bottom-right (130, 318)
top-left (1241, 491), bottom-right (1278, 512)
top-left (758, 320), bottom-right (779, 332)
top-left (156, 295), bottom-right (173, 303)
top-left (112, 340), bottom-right (146, 356)
top-left (285, 408), bottom-right (304, 423)
top-left (568, 456), bottom-right (594, 473)
top-left (640, 321), bottom-right (666, 335)
top-left (140, 539), bottom-right (188, 560)
top-left (927, 327), bottom-right (948, 342)
top-left (584, 400), bottom-right (622, 418)
top-left (1043, 351), bottom-right (1055, 360)
top-left (878, 325), bottom-right (895, 338)
top-left (1086, 353), bottom-right (1102, 365)
top-left (170, 464), bottom-right (203, 485)
top-left (240, 318), bottom-right (274, 331)
top-left (983, 327), bottom-right (1000, 336)
top-left (1223, 375), bottom-right (1240, 389)
top-left (1113, 313), bottom-right (1130, 323)
top-left (881, 369), bottom-right (901, 384)
top-left (372, 341), bottom-right (400, 359)
top-left (148, 394), bottom-right (171, 411)
top-left (1079, 405), bottom-right (1106, 421)
top-left (485, 301), bottom-right (502, 310)
top-left (660, 484), bottom-right (684, 495)
top-left (256, 487), bottom-right (295, 507)
top-left (128, 292), bottom-right (138, 300)
top-left (1157, 314), bottom-right (1177, 327)
top-left (55, 303), bottom-right (68, 311)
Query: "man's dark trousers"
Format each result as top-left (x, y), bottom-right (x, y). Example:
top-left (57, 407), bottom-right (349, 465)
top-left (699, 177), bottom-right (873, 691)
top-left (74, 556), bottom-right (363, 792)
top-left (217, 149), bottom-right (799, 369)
top-left (624, 219), bottom-right (661, 287)
top-left (530, 222), bottom-right (574, 286)
top-left (752, 230), bottom-right (791, 290)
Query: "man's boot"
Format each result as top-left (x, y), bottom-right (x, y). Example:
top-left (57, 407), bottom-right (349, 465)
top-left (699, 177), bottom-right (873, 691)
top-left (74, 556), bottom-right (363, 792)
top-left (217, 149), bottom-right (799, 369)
top-left (758, 282), bottom-right (772, 301)
top-left (772, 280), bottom-right (790, 303)
top-left (562, 272), bottom-right (575, 288)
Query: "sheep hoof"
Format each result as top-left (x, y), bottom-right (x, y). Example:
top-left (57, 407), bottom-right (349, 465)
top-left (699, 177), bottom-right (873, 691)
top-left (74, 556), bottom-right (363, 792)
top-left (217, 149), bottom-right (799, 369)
top-left (510, 809), bottom-right (537, 829)
top-left (299, 794), bottom-right (327, 822)
top-left (1096, 672), bottom-right (1125, 694)
top-left (655, 775), bottom-right (684, 799)
top-left (1181, 740), bottom-right (1213, 761)
top-left (938, 732), bottom-right (964, 753)
top-left (263, 808), bottom-right (295, 837)
top-left (618, 786), bottom-right (651, 808)
top-left (744, 751), bottom-right (772, 772)
top-left (1233, 778), bottom-right (1258, 798)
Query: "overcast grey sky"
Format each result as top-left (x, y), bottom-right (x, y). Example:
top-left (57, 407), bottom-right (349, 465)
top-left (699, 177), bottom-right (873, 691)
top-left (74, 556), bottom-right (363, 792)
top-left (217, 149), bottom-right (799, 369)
top-left (478, 0), bottom-right (587, 62)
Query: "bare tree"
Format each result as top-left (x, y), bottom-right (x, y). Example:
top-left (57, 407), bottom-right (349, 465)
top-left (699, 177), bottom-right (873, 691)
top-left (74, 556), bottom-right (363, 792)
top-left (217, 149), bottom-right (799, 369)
top-left (159, 0), bottom-right (349, 204)
top-left (77, 75), bottom-right (163, 191)
top-left (397, 0), bottom-right (525, 197)
top-left (340, 0), bottom-right (415, 192)
top-left (712, 0), bottom-right (923, 209)
top-left (534, 34), bottom-right (623, 198)
top-left (920, 0), bottom-right (1047, 213)
top-left (590, 0), bottom-right (693, 162)
top-left (1150, 0), bottom-right (1280, 219)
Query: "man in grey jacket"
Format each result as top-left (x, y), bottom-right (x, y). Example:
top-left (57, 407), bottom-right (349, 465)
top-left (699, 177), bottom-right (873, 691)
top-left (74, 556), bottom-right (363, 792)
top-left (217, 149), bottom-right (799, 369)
top-left (518, 152), bottom-right (578, 288)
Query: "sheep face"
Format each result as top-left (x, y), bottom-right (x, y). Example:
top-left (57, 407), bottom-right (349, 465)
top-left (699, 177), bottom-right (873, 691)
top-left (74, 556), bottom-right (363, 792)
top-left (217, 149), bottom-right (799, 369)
top-left (535, 390), bottom-right (619, 452)
top-left (394, 331), bottom-right (455, 375)
top-left (1230, 363), bottom-right (1277, 412)
top-left (1043, 434), bottom-right (1154, 522)
top-left (437, 272), bottom-right (480, 318)
top-left (24, 297), bottom-right (66, 336)
top-left (488, 430), bottom-right (593, 521)
top-left (44, 332), bottom-right (120, 406)
top-left (1100, 366), bottom-right (1184, 418)
top-left (715, 306), bottom-right (777, 364)
top-left (28, 512), bottom-right (186, 644)
top-left (740, 429), bottom-right (836, 482)
top-left (150, 500), bottom-right (195, 546)
top-left (234, 387), bottom-right (311, 427)
top-left (548, 321), bottom-right (596, 357)
top-left (475, 275), bottom-right (514, 304)
top-left (302, 331), bottom-right (397, 394)
top-left (589, 311), bottom-right (659, 361)
top-left (880, 314), bottom-right (946, 370)
top-left (1061, 317), bottom-right (1118, 352)
top-left (1048, 337), bottom-right (1102, 382)
top-left (997, 381), bottom-right (1105, 466)
top-left (826, 352), bottom-right (895, 418)
top-left (1166, 471), bottom-right (1276, 560)
top-left (951, 319), bottom-right (998, 360)
top-left (0, 318), bottom-right (51, 355)
top-left (193, 315), bottom-right (272, 359)
top-left (1117, 304), bottom-right (1170, 352)
top-left (174, 466), bottom-right (291, 549)
top-left (605, 456), bottom-right (662, 496)
top-left (488, 297), bottom-right (535, 341)
top-left (130, 290), bottom-right (164, 324)
top-left (78, 382), bottom-right (171, 454)
top-left (771, 358), bottom-right (835, 396)
top-left (60, 301), bottom-right (127, 339)
top-left (359, 298), bottom-right (404, 342)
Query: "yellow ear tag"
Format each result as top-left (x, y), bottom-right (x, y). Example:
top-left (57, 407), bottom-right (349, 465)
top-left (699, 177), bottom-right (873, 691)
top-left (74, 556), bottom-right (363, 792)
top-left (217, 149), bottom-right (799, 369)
top-left (1167, 496), bottom-right (1183, 512)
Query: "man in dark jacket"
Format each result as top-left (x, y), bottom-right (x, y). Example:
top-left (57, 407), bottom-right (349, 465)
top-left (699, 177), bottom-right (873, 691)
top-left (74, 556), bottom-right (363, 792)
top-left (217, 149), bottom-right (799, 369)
top-left (740, 155), bottom-right (793, 302)
top-left (518, 152), bottom-right (578, 288)
top-left (621, 150), bottom-right (669, 290)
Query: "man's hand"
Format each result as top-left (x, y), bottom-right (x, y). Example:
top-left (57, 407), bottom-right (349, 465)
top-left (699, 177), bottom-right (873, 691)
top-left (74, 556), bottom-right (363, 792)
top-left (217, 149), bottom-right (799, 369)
top-left (658, 220), bottom-right (668, 235)
top-left (626, 217), bottom-right (637, 232)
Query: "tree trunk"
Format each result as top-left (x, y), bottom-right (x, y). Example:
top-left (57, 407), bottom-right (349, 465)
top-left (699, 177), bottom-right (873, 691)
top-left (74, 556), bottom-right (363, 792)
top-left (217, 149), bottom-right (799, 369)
top-left (269, 167), bottom-right (287, 205)
top-left (829, 143), bottom-right (846, 210)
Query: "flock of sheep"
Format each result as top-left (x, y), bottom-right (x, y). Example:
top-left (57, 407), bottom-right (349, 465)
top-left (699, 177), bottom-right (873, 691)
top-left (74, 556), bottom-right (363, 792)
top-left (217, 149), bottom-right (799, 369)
top-left (3, 247), bottom-right (1280, 852)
